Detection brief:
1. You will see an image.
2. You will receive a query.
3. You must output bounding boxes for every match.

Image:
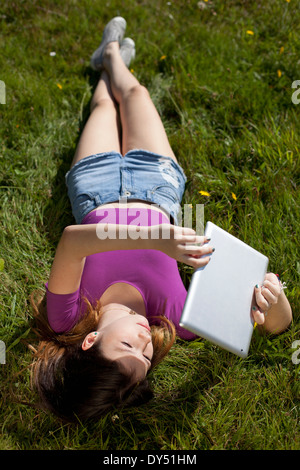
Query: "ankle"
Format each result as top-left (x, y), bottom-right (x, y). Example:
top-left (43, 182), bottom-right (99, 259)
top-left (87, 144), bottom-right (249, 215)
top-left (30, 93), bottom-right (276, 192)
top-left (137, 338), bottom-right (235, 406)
top-left (103, 41), bottom-right (120, 59)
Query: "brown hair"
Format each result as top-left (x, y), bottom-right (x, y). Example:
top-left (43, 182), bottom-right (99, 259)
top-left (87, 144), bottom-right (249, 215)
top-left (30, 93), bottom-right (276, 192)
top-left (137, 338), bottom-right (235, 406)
top-left (30, 292), bottom-right (176, 423)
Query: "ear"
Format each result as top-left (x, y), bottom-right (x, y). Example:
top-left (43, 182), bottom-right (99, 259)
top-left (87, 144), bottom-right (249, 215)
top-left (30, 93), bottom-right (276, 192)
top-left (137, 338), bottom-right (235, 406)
top-left (81, 332), bottom-right (98, 351)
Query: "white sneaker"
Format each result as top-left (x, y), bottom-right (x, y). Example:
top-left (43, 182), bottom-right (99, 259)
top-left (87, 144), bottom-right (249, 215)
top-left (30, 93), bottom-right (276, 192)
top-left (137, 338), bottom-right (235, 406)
top-left (120, 38), bottom-right (136, 68)
top-left (90, 16), bottom-right (126, 71)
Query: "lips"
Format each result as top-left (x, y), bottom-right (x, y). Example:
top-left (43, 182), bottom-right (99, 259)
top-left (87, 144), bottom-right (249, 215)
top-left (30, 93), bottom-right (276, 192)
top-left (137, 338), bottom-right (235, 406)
top-left (137, 322), bottom-right (151, 332)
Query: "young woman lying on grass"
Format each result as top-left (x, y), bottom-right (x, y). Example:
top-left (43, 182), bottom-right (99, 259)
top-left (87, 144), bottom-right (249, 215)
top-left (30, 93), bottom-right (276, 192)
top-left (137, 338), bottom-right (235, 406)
top-left (31, 17), bottom-right (292, 423)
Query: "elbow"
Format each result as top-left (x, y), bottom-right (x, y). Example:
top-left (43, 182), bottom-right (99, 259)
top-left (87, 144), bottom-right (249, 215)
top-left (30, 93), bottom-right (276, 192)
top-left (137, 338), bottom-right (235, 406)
top-left (61, 225), bottom-right (78, 241)
top-left (60, 225), bottom-right (82, 259)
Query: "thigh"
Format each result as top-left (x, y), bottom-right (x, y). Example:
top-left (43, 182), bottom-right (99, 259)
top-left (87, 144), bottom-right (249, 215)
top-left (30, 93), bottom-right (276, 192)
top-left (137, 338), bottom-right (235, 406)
top-left (120, 85), bottom-right (177, 162)
top-left (71, 100), bottom-right (121, 168)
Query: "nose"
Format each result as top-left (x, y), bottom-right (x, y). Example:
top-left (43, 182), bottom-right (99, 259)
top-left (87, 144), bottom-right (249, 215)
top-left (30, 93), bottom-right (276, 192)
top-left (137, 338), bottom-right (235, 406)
top-left (138, 330), bottom-right (152, 343)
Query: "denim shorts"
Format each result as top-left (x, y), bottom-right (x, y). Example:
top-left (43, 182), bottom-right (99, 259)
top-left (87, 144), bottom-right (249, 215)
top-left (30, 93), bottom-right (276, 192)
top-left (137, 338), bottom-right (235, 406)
top-left (65, 149), bottom-right (187, 225)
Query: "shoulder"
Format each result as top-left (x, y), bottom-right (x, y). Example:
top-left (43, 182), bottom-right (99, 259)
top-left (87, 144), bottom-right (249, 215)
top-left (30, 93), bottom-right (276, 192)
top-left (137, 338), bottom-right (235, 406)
top-left (46, 283), bottom-right (82, 333)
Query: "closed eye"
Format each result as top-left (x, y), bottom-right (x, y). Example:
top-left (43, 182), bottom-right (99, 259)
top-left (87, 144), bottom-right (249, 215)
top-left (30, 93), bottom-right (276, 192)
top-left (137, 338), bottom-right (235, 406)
top-left (122, 342), bottom-right (151, 363)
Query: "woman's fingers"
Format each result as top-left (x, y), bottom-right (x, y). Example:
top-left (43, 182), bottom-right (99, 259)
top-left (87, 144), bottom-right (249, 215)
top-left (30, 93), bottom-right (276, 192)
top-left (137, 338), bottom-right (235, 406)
top-left (255, 283), bottom-right (278, 312)
top-left (168, 225), bottom-right (214, 268)
top-left (184, 255), bottom-right (211, 269)
top-left (181, 235), bottom-right (206, 244)
top-left (182, 242), bottom-right (214, 256)
top-left (173, 226), bottom-right (210, 243)
top-left (262, 278), bottom-right (280, 299)
top-left (252, 306), bottom-right (265, 325)
top-left (180, 243), bottom-right (214, 268)
top-left (252, 278), bottom-right (281, 325)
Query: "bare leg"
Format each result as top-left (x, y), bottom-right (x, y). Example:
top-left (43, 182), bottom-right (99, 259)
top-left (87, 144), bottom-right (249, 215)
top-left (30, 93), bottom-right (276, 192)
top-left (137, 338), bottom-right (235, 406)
top-left (103, 42), bottom-right (177, 161)
top-left (71, 70), bottom-right (121, 168)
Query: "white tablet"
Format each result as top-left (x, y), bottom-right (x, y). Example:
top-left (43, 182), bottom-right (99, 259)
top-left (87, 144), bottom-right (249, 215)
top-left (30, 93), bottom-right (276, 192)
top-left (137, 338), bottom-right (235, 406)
top-left (179, 222), bottom-right (269, 358)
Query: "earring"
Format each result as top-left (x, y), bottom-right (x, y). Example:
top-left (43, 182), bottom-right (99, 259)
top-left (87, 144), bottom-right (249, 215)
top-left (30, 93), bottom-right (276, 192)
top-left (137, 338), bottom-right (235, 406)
top-left (94, 332), bottom-right (98, 336)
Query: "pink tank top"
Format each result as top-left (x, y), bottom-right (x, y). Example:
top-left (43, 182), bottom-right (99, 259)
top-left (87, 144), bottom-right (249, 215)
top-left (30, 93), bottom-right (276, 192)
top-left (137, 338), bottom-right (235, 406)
top-left (46, 207), bottom-right (196, 340)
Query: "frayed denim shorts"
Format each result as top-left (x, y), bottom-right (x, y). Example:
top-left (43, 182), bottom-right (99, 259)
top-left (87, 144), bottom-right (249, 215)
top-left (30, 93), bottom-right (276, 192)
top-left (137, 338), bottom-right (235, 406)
top-left (65, 149), bottom-right (187, 225)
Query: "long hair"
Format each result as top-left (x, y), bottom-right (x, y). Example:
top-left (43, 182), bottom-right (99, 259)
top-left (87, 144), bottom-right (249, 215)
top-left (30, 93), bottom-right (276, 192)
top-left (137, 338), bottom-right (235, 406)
top-left (30, 292), bottom-right (176, 423)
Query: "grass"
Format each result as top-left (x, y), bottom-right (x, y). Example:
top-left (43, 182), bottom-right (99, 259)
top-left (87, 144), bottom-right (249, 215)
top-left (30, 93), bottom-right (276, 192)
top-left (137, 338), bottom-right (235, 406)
top-left (0, 0), bottom-right (299, 451)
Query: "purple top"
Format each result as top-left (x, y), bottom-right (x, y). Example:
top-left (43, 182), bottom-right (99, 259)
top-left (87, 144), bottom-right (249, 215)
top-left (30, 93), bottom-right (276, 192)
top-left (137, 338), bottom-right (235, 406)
top-left (46, 207), bottom-right (196, 340)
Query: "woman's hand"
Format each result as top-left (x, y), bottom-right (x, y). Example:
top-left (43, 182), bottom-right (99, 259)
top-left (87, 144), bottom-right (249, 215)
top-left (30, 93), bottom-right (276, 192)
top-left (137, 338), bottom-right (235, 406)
top-left (252, 272), bottom-right (281, 324)
top-left (154, 224), bottom-right (214, 269)
top-left (252, 272), bottom-right (292, 334)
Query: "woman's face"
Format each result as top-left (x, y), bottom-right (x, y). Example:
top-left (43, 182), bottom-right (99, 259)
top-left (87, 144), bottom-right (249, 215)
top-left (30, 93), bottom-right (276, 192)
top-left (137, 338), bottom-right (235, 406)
top-left (86, 303), bottom-right (154, 382)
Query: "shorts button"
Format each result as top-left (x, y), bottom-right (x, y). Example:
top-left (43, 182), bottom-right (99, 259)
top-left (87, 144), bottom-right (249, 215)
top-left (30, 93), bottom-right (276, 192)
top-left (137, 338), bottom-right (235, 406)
top-left (124, 190), bottom-right (131, 196)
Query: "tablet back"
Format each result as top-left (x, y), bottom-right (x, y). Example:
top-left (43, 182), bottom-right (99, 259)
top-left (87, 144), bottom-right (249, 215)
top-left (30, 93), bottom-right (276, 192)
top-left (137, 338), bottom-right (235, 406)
top-left (180, 222), bottom-right (268, 357)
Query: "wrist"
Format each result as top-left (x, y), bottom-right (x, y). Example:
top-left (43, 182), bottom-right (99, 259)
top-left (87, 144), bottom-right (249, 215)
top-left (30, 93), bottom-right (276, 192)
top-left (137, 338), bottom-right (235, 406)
top-left (146, 224), bottom-right (173, 253)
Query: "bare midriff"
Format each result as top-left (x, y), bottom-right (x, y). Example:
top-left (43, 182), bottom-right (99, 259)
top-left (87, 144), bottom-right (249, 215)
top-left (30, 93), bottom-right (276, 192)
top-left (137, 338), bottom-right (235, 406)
top-left (90, 199), bottom-right (170, 219)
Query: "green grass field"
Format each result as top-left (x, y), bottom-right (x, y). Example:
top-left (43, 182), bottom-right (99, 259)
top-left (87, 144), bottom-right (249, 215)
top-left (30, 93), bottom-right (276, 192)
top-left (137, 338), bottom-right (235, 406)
top-left (0, 0), bottom-right (299, 451)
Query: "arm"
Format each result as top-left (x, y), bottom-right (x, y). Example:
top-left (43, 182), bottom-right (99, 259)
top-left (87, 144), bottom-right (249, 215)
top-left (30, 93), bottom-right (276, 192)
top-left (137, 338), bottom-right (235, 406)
top-left (47, 223), bottom-right (152, 295)
top-left (47, 223), bottom-right (212, 295)
top-left (252, 272), bottom-right (293, 335)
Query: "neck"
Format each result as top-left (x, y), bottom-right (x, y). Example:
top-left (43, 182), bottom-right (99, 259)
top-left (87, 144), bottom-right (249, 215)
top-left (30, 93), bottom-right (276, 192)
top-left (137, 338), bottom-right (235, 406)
top-left (100, 282), bottom-right (146, 317)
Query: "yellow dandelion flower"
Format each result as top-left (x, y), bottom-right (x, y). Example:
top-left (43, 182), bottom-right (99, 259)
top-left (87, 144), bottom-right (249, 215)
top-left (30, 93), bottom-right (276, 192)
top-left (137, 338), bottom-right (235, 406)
top-left (160, 55), bottom-right (167, 61)
top-left (130, 68), bottom-right (134, 74)
top-left (277, 69), bottom-right (282, 78)
top-left (246, 30), bottom-right (254, 35)
top-left (199, 190), bottom-right (211, 197)
top-left (231, 192), bottom-right (237, 201)
top-left (286, 0), bottom-right (290, 3)
top-left (280, 46), bottom-right (284, 54)
top-left (56, 83), bottom-right (62, 90)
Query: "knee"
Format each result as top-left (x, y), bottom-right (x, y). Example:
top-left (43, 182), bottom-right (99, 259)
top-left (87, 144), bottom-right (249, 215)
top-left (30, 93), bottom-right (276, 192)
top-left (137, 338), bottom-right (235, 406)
top-left (90, 97), bottom-right (117, 114)
top-left (124, 84), bottom-right (150, 101)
